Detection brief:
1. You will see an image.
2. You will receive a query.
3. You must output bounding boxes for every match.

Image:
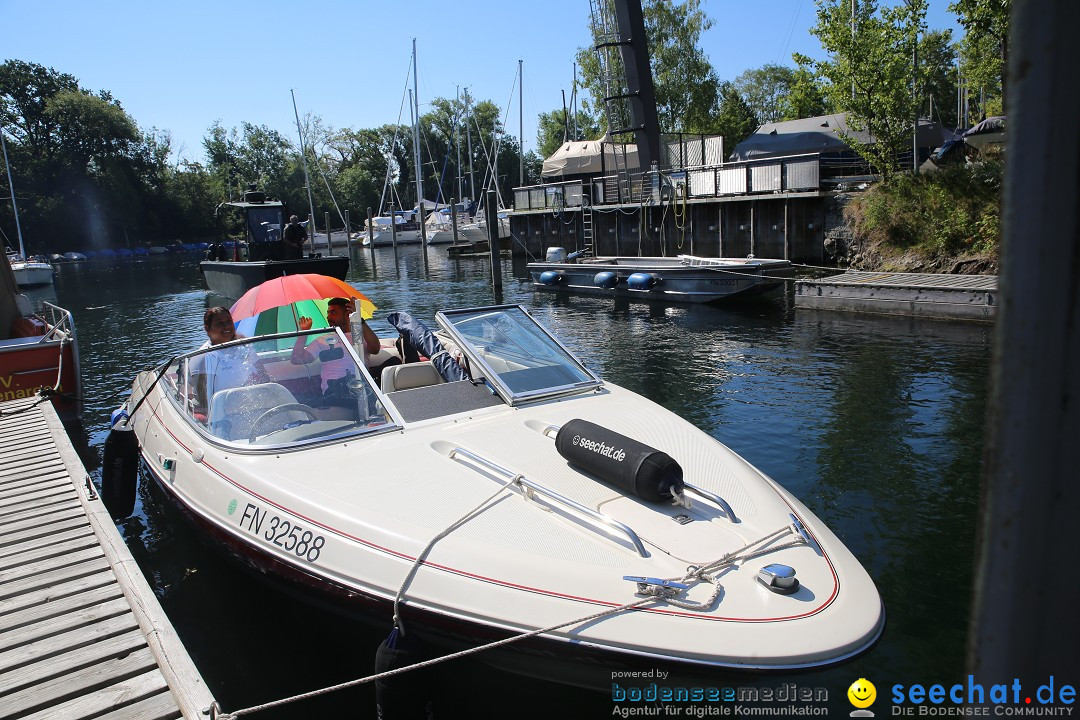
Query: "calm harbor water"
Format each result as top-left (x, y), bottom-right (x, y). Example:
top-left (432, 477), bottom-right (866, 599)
top-left (23, 247), bottom-right (992, 717)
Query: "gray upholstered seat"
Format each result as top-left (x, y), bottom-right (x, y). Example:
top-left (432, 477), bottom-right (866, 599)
top-left (380, 362), bottom-right (445, 393)
top-left (207, 382), bottom-right (304, 441)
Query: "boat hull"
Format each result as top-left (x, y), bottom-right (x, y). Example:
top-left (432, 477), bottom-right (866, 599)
top-left (11, 262), bottom-right (54, 288)
top-left (527, 256), bottom-right (794, 304)
top-left (127, 359), bottom-right (883, 682)
top-left (199, 256), bottom-right (350, 299)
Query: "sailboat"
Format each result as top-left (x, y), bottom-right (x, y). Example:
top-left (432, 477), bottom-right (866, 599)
top-left (2, 126), bottom-right (53, 288)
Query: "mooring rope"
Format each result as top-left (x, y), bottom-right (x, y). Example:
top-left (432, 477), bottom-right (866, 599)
top-left (209, 521), bottom-right (805, 719)
top-left (0, 336), bottom-right (70, 416)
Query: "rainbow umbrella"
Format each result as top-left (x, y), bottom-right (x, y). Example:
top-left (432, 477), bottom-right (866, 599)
top-left (233, 298), bottom-right (333, 338)
top-left (230, 274), bottom-right (376, 321)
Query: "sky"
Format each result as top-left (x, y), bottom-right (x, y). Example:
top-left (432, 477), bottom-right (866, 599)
top-left (1, 0), bottom-right (964, 165)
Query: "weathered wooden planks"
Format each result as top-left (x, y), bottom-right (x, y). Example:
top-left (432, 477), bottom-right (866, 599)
top-left (0, 397), bottom-right (214, 719)
top-left (795, 270), bottom-right (998, 321)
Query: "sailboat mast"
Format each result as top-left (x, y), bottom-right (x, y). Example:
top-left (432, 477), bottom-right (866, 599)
top-left (518, 59), bottom-right (524, 187)
top-left (290, 89), bottom-right (318, 232)
top-left (0, 127), bottom-right (26, 258)
top-left (455, 86), bottom-right (463, 203)
top-left (465, 88), bottom-right (476, 206)
top-left (411, 39), bottom-right (425, 231)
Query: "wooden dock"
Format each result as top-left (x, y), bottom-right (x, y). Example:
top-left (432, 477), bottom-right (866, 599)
top-left (794, 270), bottom-right (997, 321)
top-left (0, 397), bottom-right (215, 720)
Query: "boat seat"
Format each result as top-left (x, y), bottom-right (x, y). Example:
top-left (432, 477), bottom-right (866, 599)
top-left (207, 382), bottom-right (306, 442)
top-left (381, 361), bottom-right (445, 394)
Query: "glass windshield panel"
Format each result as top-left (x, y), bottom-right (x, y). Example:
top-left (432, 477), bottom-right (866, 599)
top-left (437, 306), bottom-right (600, 402)
top-left (173, 332), bottom-right (393, 446)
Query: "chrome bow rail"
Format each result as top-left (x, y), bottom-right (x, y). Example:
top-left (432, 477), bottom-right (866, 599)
top-left (447, 446), bottom-right (649, 558)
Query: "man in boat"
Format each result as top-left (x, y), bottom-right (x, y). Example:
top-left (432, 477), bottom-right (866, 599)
top-left (290, 297), bottom-right (383, 410)
top-left (281, 215), bottom-right (307, 260)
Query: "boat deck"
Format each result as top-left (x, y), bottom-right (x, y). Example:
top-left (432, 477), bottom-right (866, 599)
top-left (794, 270), bottom-right (998, 321)
top-left (0, 397), bottom-right (214, 720)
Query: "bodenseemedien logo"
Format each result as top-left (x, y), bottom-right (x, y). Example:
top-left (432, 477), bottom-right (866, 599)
top-left (849, 678), bottom-right (877, 717)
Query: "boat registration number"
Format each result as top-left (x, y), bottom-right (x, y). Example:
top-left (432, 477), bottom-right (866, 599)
top-left (238, 502), bottom-right (325, 563)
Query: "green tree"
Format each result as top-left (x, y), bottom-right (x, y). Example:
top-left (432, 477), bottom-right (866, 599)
top-left (949, 0), bottom-right (1009, 117)
top-left (807, 0), bottom-right (929, 182)
top-left (781, 61), bottom-right (833, 120)
top-left (919, 29), bottom-right (959, 129)
top-left (733, 64), bottom-right (796, 125)
top-left (713, 82), bottom-right (759, 147)
top-left (535, 107), bottom-right (602, 160)
top-left (575, 0), bottom-right (722, 136)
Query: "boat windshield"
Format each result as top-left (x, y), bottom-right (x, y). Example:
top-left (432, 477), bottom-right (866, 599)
top-left (435, 305), bottom-right (601, 405)
top-left (162, 330), bottom-right (397, 447)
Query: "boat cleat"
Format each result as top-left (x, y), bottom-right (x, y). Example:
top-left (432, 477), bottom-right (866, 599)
top-left (623, 576), bottom-right (690, 597)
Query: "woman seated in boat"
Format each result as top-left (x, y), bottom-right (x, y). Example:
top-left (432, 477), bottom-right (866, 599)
top-left (187, 307), bottom-right (269, 419)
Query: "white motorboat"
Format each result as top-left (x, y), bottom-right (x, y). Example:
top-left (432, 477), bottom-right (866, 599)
top-left (7, 253), bottom-right (54, 288)
top-left (115, 305), bottom-right (883, 680)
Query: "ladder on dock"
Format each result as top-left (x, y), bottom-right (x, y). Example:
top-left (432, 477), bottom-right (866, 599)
top-left (0, 397), bottom-right (215, 720)
top-left (581, 188), bottom-right (595, 257)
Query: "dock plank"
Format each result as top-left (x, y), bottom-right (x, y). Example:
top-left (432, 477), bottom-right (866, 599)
top-left (1, 627), bottom-right (149, 696)
top-left (0, 612), bottom-right (139, 675)
top-left (0, 596), bottom-right (131, 653)
top-left (0, 397), bottom-right (215, 719)
top-left (0, 552), bottom-right (107, 602)
top-left (0, 645), bottom-right (159, 718)
top-left (18, 670), bottom-right (177, 720)
top-left (0, 545), bottom-right (105, 586)
top-left (0, 568), bottom-right (117, 617)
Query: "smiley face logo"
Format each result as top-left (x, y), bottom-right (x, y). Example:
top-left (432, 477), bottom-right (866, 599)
top-left (848, 678), bottom-right (877, 709)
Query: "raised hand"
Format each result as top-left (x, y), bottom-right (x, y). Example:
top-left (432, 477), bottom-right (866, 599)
top-left (298, 316), bottom-right (313, 331)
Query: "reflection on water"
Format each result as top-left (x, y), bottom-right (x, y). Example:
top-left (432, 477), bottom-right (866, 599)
top-left (30, 248), bottom-right (991, 716)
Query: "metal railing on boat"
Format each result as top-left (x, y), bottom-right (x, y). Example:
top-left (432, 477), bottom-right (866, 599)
top-left (446, 446), bottom-right (649, 557)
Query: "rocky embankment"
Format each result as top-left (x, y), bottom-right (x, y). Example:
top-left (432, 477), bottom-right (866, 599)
top-left (823, 192), bottom-right (999, 276)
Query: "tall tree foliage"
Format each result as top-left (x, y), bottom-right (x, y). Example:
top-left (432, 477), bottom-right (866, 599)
top-left (575, 0), bottom-right (722, 137)
top-left (805, 0), bottom-right (929, 182)
top-left (949, 0), bottom-right (1009, 119)
top-left (733, 64), bottom-right (796, 125)
top-left (0, 60), bottom-right (181, 251)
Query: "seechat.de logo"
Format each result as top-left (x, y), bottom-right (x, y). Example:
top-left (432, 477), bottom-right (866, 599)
top-left (849, 678), bottom-right (877, 717)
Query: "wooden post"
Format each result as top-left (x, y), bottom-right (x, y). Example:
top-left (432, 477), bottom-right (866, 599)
top-left (450, 196), bottom-right (460, 245)
top-left (967, 0), bottom-right (1079, 681)
top-left (366, 207), bottom-right (375, 256)
top-left (486, 190), bottom-right (502, 289)
top-left (390, 204), bottom-right (398, 253)
top-left (344, 209), bottom-right (351, 251)
top-left (783, 199), bottom-right (791, 260)
top-left (750, 201), bottom-right (756, 257)
top-left (325, 212), bottom-right (331, 253)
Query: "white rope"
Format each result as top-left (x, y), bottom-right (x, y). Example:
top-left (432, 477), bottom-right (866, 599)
top-left (392, 479), bottom-right (515, 635)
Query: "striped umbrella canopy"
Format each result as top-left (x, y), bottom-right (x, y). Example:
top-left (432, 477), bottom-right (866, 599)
top-left (229, 273), bottom-right (375, 321)
top-left (233, 298), bottom-right (333, 338)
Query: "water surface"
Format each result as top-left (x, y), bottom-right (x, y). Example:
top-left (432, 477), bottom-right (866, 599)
top-left (25, 247), bottom-right (991, 717)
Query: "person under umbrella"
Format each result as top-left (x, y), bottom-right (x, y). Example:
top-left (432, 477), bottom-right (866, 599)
top-left (290, 297), bottom-right (398, 408)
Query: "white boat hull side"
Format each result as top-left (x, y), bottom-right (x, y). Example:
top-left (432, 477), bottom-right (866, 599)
top-left (129, 370), bottom-right (883, 675)
top-left (12, 262), bottom-right (54, 287)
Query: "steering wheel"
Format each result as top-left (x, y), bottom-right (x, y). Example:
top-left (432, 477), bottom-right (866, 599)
top-left (248, 403), bottom-right (319, 442)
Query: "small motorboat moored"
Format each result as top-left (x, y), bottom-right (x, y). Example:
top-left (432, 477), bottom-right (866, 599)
top-left (200, 186), bottom-right (349, 299)
top-left (116, 304), bottom-right (883, 682)
top-left (528, 253), bottom-right (795, 304)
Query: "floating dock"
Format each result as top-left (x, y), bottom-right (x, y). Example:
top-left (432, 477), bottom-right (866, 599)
top-left (0, 397), bottom-right (215, 720)
top-left (794, 270), bottom-right (997, 321)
